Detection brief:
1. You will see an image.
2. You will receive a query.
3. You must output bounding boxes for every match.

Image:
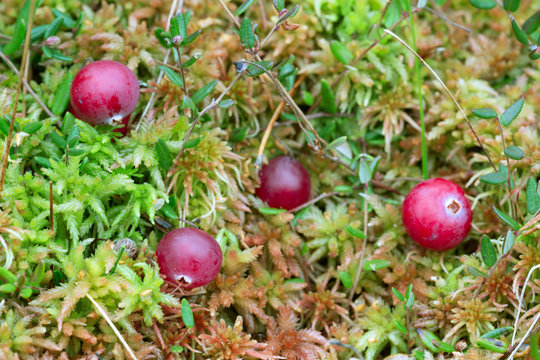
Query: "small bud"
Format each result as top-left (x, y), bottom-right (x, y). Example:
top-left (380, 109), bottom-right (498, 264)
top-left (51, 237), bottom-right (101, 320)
top-left (234, 60), bottom-right (248, 73)
top-left (44, 36), bottom-right (61, 47)
top-left (172, 35), bottom-right (183, 45)
top-left (278, 9), bottom-right (288, 17)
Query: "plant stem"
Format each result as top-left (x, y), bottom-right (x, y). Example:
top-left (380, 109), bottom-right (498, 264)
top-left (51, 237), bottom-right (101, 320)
top-left (408, 0), bottom-right (428, 179)
top-left (348, 181), bottom-right (369, 304)
top-left (256, 74), bottom-right (306, 167)
top-left (0, 0), bottom-right (37, 201)
top-left (49, 181), bottom-right (54, 231)
top-left (0, 51), bottom-right (56, 119)
top-left (167, 70), bottom-right (245, 180)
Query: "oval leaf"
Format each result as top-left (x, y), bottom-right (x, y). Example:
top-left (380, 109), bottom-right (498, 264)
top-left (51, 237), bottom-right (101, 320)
top-left (504, 145), bottom-right (525, 160)
top-left (469, 0), bottom-right (497, 9)
top-left (480, 235), bottom-right (497, 267)
top-left (160, 65), bottom-right (184, 87)
top-left (500, 97), bottom-right (524, 126)
top-left (363, 259), bottom-right (390, 271)
top-left (472, 108), bottom-right (497, 119)
top-left (330, 41), bottom-right (353, 65)
top-left (181, 299), bottom-right (194, 328)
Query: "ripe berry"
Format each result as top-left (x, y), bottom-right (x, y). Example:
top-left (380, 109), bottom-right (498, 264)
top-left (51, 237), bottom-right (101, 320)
top-left (402, 178), bottom-right (472, 251)
top-left (69, 60), bottom-right (139, 126)
top-left (156, 228), bottom-right (222, 289)
top-left (256, 156), bottom-right (311, 210)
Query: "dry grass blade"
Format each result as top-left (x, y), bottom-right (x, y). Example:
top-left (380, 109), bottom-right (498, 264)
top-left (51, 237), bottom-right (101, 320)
top-left (86, 294), bottom-right (138, 360)
top-left (383, 28), bottom-right (497, 172)
top-left (0, 0), bottom-right (37, 200)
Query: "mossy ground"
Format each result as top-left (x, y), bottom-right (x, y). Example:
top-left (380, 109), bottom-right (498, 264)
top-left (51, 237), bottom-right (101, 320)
top-left (0, 0), bottom-right (539, 359)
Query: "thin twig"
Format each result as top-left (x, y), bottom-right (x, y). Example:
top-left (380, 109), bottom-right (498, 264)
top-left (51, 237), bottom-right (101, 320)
top-left (495, 115), bottom-right (519, 220)
top-left (348, 183), bottom-right (369, 304)
top-left (86, 294), bottom-right (138, 360)
top-left (135, 0), bottom-right (181, 131)
top-left (383, 28), bottom-right (497, 172)
top-left (153, 319), bottom-right (172, 360)
top-left (256, 74), bottom-right (306, 166)
top-left (166, 70), bottom-right (245, 180)
top-left (0, 52), bottom-right (55, 118)
top-left (0, 0), bottom-right (37, 201)
top-left (424, 6), bottom-right (471, 33)
top-left (289, 191), bottom-right (340, 213)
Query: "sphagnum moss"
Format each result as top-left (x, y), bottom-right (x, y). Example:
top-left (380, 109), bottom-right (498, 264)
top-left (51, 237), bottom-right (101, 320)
top-left (0, 0), bottom-right (539, 359)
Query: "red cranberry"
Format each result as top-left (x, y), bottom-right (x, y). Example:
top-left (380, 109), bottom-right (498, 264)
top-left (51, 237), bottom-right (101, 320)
top-left (156, 228), bottom-right (223, 289)
top-left (256, 156), bottom-right (311, 210)
top-left (69, 60), bottom-right (139, 126)
top-left (402, 178), bottom-right (472, 251)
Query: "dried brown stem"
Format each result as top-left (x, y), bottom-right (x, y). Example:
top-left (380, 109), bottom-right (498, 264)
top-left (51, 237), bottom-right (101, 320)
top-left (0, 0), bottom-right (37, 201)
top-left (0, 52), bottom-right (55, 118)
top-left (256, 74), bottom-right (306, 166)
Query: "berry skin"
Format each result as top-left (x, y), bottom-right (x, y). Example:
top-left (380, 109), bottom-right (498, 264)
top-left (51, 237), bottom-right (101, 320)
top-left (156, 228), bottom-right (223, 289)
top-left (402, 178), bottom-right (472, 251)
top-left (256, 156), bottom-right (311, 210)
top-left (69, 60), bottom-right (139, 126)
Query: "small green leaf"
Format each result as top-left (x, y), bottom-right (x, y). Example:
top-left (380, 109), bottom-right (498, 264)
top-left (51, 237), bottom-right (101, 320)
top-left (481, 327), bottom-right (513, 339)
top-left (469, 0), bottom-right (497, 9)
top-left (218, 99), bottom-right (234, 108)
top-left (472, 108), bottom-right (497, 119)
top-left (31, 24), bottom-right (49, 42)
top-left (44, 17), bottom-right (63, 38)
top-left (21, 122), bottom-right (42, 134)
top-left (50, 131), bottom-right (66, 148)
top-left (500, 97), bottom-right (524, 126)
top-left (67, 148), bottom-right (85, 156)
top-left (235, 0), bottom-right (256, 15)
top-left (276, 5), bottom-right (299, 25)
top-left (0, 117), bottom-right (10, 137)
top-left (333, 185), bottom-right (353, 193)
top-left (345, 224), bottom-right (365, 239)
top-left (230, 127), bottom-right (248, 142)
top-left (413, 350), bottom-right (425, 360)
top-left (62, 112), bottom-right (75, 133)
top-left (522, 10), bottom-right (540, 34)
top-left (160, 66), bottom-right (184, 87)
top-left (192, 80), bottom-right (218, 104)
top-left (503, 230), bottom-right (515, 255)
top-left (240, 17), bottom-right (255, 49)
top-left (181, 299), bottom-right (194, 328)
top-left (363, 259), bottom-right (390, 271)
top-left (320, 79), bottom-right (337, 113)
top-left (35, 156), bottom-right (52, 168)
top-left (526, 178), bottom-right (540, 214)
top-left (504, 145), bottom-right (525, 160)
top-left (479, 163), bottom-right (508, 185)
top-left (338, 271), bottom-right (352, 289)
top-left (477, 338), bottom-right (507, 353)
top-left (181, 96), bottom-right (195, 110)
top-left (417, 328), bottom-right (440, 352)
top-left (493, 206), bottom-right (520, 230)
top-left (42, 47), bottom-right (72, 61)
top-left (503, 0), bottom-right (520, 12)
top-left (435, 340), bottom-right (455, 353)
top-left (246, 61), bottom-right (273, 77)
top-left (155, 139), bottom-right (173, 170)
top-left (181, 30), bottom-right (201, 46)
top-left (394, 319), bottom-right (407, 334)
top-left (392, 287), bottom-right (405, 301)
top-left (480, 235), bottom-right (497, 267)
top-left (330, 41), bottom-right (353, 64)
top-left (0, 284), bottom-right (17, 293)
top-left (161, 203), bottom-right (178, 219)
top-left (155, 28), bottom-right (173, 48)
top-left (184, 136), bottom-right (202, 149)
top-left (303, 91), bottom-right (314, 106)
top-left (358, 158), bottom-right (372, 184)
top-left (0, 267), bottom-right (17, 283)
top-left (511, 20), bottom-right (529, 45)
top-left (66, 125), bottom-right (80, 148)
top-left (19, 287), bottom-right (33, 298)
top-left (170, 345), bottom-right (184, 353)
top-left (272, 0), bottom-right (284, 11)
top-left (467, 266), bottom-right (487, 278)
top-left (52, 8), bottom-right (75, 28)
top-left (259, 207), bottom-right (287, 215)
top-left (283, 277), bottom-right (305, 284)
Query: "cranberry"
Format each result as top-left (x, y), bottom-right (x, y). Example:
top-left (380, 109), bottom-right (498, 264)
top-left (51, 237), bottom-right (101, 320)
top-left (256, 156), bottom-right (311, 210)
top-left (402, 178), bottom-right (472, 251)
top-left (156, 228), bottom-right (223, 289)
top-left (69, 60), bottom-right (139, 126)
